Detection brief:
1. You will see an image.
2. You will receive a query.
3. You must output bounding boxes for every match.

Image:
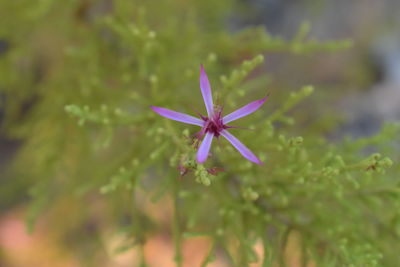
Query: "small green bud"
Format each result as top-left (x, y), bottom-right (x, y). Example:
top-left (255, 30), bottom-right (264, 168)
top-left (249, 191), bottom-right (259, 201)
top-left (289, 136), bottom-right (303, 146)
top-left (241, 161), bottom-right (252, 170)
top-left (185, 159), bottom-right (195, 168)
top-left (284, 117), bottom-right (294, 125)
top-left (243, 188), bottom-right (259, 201)
top-left (169, 153), bottom-right (178, 167)
top-left (255, 54), bottom-right (264, 63)
top-left (380, 157), bottom-right (393, 168)
top-left (263, 214), bottom-right (271, 222)
top-left (216, 228), bottom-right (224, 236)
top-left (335, 156), bottom-right (345, 167)
top-left (243, 61), bottom-right (251, 69)
top-left (302, 85), bottom-right (314, 95)
top-left (114, 108), bottom-right (122, 116)
top-left (218, 209), bottom-right (226, 216)
top-left (182, 129), bottom-right (190, 137)
top-left (149, 74), bottom-right (158, 84)
top-left (132, 158), bottom-right (139, 166)
top-left (64, 105), bottom-right (72, 113)
top-left (220, 75), bottom-right (228, 84)
top-left (296, 177), bottom-right (305, 184)
top-left (201, 176), bottom-right (211, 186)
top-left (237, 89), bottom-right (245, 97)
top-left (100, 185), bottom-right (113, 194)
top-left (101, 104), bottom-right (108, 112)
top-left (148, 31), bottom-right (156, 38)
top-left (150, 151), bottom-right (158, 160)
top-left (178, 191), bottom-right (190, 198)
top-left (371, 153), bottom-right (381, 160)
top-left (207, 53), bottom-right (217, 62)
top-left (129, 25), bottom-right (140, 36)
top-left (130, 92), bottom-right (139, 99)
top-left (156, 127), bottom-right (164, 134)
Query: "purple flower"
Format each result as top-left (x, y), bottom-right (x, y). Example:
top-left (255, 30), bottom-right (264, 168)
top-left (151, 65), bottom-right (267, 164)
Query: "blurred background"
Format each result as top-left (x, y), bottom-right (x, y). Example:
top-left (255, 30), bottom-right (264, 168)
top-left (1, 0), bottom-right (400, 266)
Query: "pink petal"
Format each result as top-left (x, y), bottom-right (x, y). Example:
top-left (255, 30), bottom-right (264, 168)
top-left (223, 96), bottom-right (267, 124)
top-left (200, 65), bottom-right (214, 117)
top-left (220, 130), bottom-right (262, 164)
top-left (151, 106), bottom-right (204, 126)
top-left (196, 132), bottom-right (214, 163)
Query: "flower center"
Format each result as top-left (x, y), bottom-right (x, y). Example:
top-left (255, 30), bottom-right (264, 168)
top-left (203, 110), bottom-right (227, 137)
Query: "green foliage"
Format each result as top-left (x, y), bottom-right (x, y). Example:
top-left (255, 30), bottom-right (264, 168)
top-left (1, 0), bottom-right (399, 266)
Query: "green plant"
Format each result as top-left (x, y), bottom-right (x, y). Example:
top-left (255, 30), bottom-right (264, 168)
top-left (1, 0), bottom-right (399, 266)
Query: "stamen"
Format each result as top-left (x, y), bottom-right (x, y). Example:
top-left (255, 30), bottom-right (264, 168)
top-left (203, 106), bottom-right (228, 137)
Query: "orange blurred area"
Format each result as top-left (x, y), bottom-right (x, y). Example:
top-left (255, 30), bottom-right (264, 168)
top-left (0, 209), bottom-right (229, 266)
top-left (0, 209), bottom-right (77, 267)
top-left (0, 208), bottom-right (316, 266)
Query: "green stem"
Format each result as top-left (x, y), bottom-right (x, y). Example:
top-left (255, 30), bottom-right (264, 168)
top-left (200, 240), bottom-right (215, 267)
top-left (139, 244), bottom-right (147, 267)
top-left (262, 233), bottom-right (271, 267)
top-left (172, 176), bottom-right (183, 267)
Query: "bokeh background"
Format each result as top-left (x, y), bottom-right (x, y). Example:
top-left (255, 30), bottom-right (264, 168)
top-left (1, 0), bottom-right (400, 266)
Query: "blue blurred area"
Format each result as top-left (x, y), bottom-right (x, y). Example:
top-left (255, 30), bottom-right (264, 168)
top-left (233, 0), bottom-right (400, 137)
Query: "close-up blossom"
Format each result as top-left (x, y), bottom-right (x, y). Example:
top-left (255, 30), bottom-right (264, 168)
top-left (151, 65), bottom-right (267, 164)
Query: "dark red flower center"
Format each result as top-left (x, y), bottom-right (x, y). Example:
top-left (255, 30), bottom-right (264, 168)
top-left (201, 109), bottom-right (227, 137)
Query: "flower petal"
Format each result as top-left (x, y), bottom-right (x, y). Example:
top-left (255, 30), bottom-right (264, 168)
top-left (196, 132), bottom-right (214, 163)
top-left (223, 96), bottom-right (267, 124)
top-left (220, 130), bottom-right (262, 164)
top-left (200, 65), bottom-right (214, 116)
top-left (151, 106), bottom-right (204, 126)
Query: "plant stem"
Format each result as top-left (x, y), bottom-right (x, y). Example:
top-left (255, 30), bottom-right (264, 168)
top-left (172, 175), bottom-right (183, 267)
